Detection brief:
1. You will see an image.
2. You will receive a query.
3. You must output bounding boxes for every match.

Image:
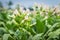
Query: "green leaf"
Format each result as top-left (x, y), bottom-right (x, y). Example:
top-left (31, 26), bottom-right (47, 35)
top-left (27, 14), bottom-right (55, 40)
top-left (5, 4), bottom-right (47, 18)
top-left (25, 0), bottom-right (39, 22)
top-left (48, 29), bottom-right (60, 40)
top-left (3, 34), bottom-right (10, 40)
top-left (0, 27), bottom-right (6, 36)
top-left (36, 19), bottom-right (46, 33)
top-left (32, 33), bottom-right (43, 40)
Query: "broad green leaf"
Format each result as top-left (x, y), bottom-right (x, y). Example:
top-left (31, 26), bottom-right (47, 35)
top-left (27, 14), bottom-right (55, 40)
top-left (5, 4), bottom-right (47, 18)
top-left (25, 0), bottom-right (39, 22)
top-left (32, 33), bottom-right (43, 40)
top-left (3, 34), bottom-right (10, 40)
top-left (48, 29), bottom-right (60, 40)
top-left (36, 19), bottom-right (46, 33)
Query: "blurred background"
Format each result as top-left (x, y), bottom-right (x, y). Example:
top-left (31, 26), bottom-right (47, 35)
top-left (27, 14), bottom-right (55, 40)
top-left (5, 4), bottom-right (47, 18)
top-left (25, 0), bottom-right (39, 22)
top-left (0, 0), bottom-right (60, 40)
top-left (0, 0), bottom-right (60, 9)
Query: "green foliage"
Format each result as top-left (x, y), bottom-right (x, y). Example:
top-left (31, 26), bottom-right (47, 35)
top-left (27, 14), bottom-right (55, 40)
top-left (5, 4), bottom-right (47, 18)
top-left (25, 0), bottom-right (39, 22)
top-left (0, 5), bottom-right (60, 40)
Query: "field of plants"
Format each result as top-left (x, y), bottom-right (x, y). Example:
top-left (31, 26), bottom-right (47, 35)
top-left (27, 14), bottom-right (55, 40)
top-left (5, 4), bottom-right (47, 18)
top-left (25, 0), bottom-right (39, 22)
top-left (0, 4), bottom-right (60, 40)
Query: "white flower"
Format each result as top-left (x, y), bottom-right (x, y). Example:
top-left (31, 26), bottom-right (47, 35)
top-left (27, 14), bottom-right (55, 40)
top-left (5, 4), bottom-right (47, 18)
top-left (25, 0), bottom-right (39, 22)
top-left (45, 16), bottom-right (48, 19)
top-left (46, 12), bottom-right (48, 15)
top-left (25, 9), bottom-right (31, 16)
top-left (26, 9), bottom-right (30, 13)
top-left (42, 16), bottom-right (48, 21)
top-left (11, 14), bottom-right (15, 18)
top-left (13, 9), bottom-right (20, 15)
top-left (57, 14), bottom-right (60, 16)
top-left (40, 12), bottom-right (44, 16)
top-left (25, 16), bottom-right (29, 20)
top-left (21, 20), bottom-right (25, 23)
top-left (52, 12), bottom-right (55, 15)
